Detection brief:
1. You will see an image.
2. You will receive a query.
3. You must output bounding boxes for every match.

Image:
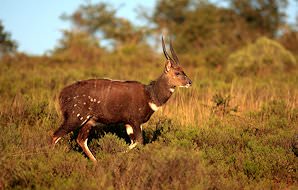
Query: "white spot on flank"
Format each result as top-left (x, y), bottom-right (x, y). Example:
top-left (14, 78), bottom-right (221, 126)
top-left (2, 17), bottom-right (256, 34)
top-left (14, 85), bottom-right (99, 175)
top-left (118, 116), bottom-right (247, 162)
top-left (83, 94), bottom-right (86, 97)
top-left (148, 102), bottom-right (160, 112)
top-left (80, 116), bottom-right (92, 126)
top-left (74, 104), bottom-right (77, 107)
top-left (83, 102), bottom-right (86, 105)
top-left (88, 107), bottom-right (92, 110)
top-left (94, 99), bottom-right (96, 102)
top-left (77, 114), bottom-right (80, 117)
top-left (72, 111), bottom-right (75, 114)
top-left (169, 88), bottom-right (175, 93)
top-left (97, 101), bottom-right (101, 104)
top-left (80, 117), bottom-right (83, 120)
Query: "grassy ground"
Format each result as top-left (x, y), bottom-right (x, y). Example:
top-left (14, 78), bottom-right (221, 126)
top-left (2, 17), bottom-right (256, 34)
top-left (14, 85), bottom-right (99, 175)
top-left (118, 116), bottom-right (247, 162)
top-left (0, 55), bottom-right (297, 189)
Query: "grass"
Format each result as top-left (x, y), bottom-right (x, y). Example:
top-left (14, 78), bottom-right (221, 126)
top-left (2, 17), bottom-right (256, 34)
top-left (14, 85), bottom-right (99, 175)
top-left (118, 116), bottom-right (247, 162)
top-left (0, 54), bottom-right (297, 189)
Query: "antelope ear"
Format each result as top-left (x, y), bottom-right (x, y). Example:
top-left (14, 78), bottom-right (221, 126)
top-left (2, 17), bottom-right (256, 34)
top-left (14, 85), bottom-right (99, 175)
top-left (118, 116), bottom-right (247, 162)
top-left (165, 60), bottom-right (172, 73)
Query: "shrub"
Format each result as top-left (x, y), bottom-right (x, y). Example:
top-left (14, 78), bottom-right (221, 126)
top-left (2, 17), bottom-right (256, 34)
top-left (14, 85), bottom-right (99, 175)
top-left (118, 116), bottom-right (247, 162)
top-left (227, 37), bottom-right (297, 75)
top-left (211, 93), bottom-right (238, 117)
top-left (52, 30), bottom-right (104, 64)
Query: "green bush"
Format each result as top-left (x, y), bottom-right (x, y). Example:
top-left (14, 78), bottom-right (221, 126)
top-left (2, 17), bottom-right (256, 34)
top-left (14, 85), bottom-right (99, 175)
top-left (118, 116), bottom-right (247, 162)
top-left (52, 30), bottom-right (104, 64)
top-left (227, 37), bottom-right (297, 75)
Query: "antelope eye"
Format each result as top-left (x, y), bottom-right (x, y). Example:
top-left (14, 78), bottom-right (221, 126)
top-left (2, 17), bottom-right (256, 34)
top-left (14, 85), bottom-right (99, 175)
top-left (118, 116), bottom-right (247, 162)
top-left (175, 72), bottom-right (180, 76)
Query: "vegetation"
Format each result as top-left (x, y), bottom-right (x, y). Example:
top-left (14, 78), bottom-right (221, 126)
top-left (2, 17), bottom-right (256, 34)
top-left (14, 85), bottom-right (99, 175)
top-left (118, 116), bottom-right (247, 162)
top-left (227, 37), bottom-right (297, 75)
top-left (0, 21), bottom-right (17, 57)
top-left (0, 47), bottom-right (297, 189)
top-left (0, 0), bottom-right (298, 189)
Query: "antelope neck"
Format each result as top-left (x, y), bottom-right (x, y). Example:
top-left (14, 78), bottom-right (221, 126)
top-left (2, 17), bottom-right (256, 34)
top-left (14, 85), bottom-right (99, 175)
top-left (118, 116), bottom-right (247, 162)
top-left (146, 74), bottom-right (174, 106)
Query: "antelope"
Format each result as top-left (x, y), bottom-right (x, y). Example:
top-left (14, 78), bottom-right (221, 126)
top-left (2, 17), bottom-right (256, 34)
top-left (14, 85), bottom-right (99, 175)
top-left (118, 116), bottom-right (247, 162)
top-left (52, 36), bottom-right (192, 162)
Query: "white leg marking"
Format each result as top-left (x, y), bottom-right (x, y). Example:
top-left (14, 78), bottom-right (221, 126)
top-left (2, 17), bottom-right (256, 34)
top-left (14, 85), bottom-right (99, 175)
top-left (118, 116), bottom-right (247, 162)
top-left (129, 142), bottom-right (138, 149)
top-left (83, 138), bottom-right (97, 162)
top-left (83, 138), bottom-right (88, 149)
top-left (54, 137), bottom-right (61, 144)
top-left (126, 124), bottom-right (134, 135)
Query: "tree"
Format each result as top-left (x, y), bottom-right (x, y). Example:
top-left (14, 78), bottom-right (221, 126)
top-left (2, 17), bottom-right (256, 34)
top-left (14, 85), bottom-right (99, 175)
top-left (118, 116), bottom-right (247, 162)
top-left (53, 30), bottom-right (103, 63)
top-left (150, 1), bottom-right (259, 49)
top-left (279, 29), bottom-right (298, 55)
top-left (63, 2), bottom-right (147, 49)
top-left (229, 0), bottom-right (288, 37)
top-left (151, 0), bottom-right (192, 33)
top-left (0, 21), bottom-right (17, 57)
top-left (176, 4), bottom-right (258, 51)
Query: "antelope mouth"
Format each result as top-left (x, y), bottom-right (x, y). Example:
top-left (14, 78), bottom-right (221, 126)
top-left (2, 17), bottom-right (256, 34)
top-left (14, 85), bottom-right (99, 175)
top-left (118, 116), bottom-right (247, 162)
top-left (185, 84), bottom-right (191, 88)
top-left (179, 84), bottom-right (191, 88)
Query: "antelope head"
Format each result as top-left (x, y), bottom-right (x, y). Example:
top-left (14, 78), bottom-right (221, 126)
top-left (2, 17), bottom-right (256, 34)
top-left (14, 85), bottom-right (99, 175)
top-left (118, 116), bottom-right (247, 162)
top-left (162, 36), bottom-right (192, 88)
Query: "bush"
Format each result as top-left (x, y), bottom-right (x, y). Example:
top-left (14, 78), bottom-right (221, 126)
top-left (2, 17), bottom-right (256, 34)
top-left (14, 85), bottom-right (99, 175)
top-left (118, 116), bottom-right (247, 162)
top-left (52, 30), bottom-right (104, 64)
top-left (227, 37), bottom-right (297, 75)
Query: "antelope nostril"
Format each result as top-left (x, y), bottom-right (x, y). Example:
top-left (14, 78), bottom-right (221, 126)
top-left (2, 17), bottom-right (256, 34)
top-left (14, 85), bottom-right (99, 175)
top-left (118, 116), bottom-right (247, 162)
top-left (189, 80), bottom-right (192, 85)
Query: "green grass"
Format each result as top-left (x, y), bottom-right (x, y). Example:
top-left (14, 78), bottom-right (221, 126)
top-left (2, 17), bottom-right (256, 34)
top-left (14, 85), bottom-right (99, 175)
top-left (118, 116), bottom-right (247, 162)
top-left (0, 54), bottom-right (297, 189)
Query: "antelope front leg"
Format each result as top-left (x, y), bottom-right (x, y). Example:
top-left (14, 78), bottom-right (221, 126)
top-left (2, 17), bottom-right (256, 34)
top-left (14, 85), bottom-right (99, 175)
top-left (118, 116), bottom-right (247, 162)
top-left (125, 124), bottom-right (143, 150)
top-left (77, 120), bottom-right (96, 163)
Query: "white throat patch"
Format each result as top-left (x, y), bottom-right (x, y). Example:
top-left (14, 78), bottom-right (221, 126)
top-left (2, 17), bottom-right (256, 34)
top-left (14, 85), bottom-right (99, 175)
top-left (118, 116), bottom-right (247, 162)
top-left (148, 102), bottom-right (161, 112)
top-left (169, 88), bottom-right (175, 93)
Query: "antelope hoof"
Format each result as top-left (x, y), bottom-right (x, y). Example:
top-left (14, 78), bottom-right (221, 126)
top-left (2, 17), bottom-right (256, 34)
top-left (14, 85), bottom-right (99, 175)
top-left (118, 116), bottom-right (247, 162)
top-left (91, 158), bottom-right (97, 164)
top-left (128, 142), bottom-right (138, 150)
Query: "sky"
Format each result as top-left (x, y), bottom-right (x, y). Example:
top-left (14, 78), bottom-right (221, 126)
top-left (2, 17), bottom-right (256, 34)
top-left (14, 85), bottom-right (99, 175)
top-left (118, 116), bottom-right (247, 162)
top-left (0, 0), bottom-right (297, 55)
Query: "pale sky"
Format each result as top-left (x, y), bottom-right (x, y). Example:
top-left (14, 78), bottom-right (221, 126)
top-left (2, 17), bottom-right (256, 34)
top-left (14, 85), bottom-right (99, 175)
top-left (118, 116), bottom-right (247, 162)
top-left (0, 0), bottom-right (297, 55)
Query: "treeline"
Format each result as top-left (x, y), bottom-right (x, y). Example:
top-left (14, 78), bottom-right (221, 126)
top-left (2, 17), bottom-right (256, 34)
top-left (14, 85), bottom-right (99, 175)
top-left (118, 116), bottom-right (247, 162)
top-left (1, 0), bottom-right (298, 73)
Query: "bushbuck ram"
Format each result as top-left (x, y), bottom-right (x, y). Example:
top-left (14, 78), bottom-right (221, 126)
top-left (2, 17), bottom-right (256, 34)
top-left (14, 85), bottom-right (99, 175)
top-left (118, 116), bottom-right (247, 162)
top-left (52, 36), bottom-right (192, 162)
